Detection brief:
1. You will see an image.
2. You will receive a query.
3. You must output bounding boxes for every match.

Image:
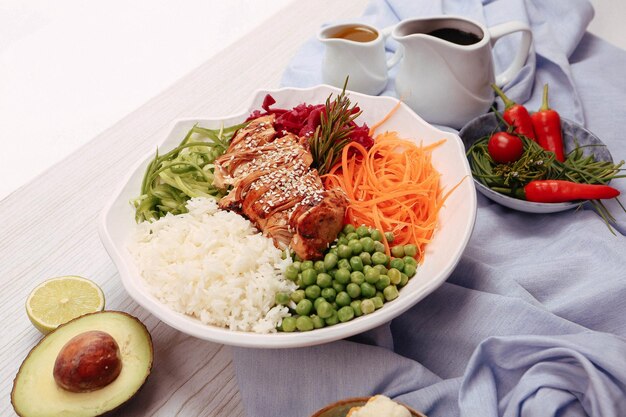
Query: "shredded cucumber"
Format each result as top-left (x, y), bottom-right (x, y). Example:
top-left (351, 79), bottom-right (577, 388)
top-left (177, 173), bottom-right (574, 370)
top-left (132, 123), bottom-right (245, 222)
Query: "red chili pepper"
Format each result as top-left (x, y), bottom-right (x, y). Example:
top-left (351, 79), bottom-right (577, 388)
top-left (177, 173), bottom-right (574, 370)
top-left (492, 84), bottom-right (536, 141)
top-left (518, 180), bottom-right (620, 203)
top-left (531, 84), bottom-right (565, 162)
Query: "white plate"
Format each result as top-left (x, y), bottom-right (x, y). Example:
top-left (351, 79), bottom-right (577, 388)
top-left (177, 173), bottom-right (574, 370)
top-left (98, 85), bottom-right (477, 348)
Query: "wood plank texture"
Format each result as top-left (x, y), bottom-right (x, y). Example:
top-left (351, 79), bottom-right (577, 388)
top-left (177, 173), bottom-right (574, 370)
top-left (0, 0), bottom-right (367, 415)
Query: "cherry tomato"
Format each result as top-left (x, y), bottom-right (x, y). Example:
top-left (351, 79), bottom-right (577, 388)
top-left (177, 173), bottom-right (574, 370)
top-left (487, 132), bottom-right (524, 163)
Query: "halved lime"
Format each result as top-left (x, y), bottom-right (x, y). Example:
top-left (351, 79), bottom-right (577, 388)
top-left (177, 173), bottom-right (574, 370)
top-left (26, 276), bottom-right (105, 334)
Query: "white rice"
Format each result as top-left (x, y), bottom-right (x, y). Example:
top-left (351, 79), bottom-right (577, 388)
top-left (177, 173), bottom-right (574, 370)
top-left (128, 197), bottom-right (296, 333)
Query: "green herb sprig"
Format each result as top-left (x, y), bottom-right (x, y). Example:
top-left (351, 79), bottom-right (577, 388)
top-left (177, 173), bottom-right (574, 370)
top-left (309, 80), bottom-right (362, 175)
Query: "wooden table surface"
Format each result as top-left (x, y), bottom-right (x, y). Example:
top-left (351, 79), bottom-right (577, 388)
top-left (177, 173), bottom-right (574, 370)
top-left (0, 1), bottom-right (367, 415)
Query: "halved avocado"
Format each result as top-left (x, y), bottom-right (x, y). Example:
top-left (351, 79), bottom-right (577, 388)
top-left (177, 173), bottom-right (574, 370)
top-left (12, 311), bottom-right (153, 417)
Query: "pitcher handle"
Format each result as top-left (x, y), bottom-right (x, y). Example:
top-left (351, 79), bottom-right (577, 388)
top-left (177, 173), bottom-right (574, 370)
top-left (488, 21), bottom-right (533, 87)
top-left (381, 25), bottom-right (403, 69)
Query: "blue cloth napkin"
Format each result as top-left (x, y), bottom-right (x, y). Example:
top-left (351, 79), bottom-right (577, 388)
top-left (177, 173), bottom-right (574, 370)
top-left (233, 1), bottom-right (626, 416)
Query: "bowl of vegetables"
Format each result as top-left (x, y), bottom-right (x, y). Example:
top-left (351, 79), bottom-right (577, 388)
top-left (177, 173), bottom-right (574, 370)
top-left (460, 84), bottom-right (623, 214)
top-left (99, 84), bottom-right (476, 348)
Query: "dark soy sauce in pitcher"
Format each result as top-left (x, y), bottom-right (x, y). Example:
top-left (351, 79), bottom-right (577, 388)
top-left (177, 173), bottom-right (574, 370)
top-left (427, 28), bottom-right (481, 45)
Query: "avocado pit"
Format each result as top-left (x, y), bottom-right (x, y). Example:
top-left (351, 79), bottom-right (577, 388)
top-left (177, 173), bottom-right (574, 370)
top-left (53, 330), bottom-right (122, 392)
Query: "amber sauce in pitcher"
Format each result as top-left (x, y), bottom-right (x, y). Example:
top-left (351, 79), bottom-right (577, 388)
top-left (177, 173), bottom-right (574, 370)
top-left (330, 25), bottom-right (378, 42)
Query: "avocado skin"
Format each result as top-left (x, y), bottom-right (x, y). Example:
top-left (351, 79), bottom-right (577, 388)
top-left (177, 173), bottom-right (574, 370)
top-left (11, 311), bottom-right (154, 417)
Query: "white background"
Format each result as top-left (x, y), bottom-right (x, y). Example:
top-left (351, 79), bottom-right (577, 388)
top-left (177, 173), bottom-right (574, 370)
top-left (0, 0), bottom-right (624, 200)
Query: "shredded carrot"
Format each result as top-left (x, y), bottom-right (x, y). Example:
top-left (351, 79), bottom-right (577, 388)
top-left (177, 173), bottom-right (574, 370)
top-left (369, 100), bottom-right (402, 137)
top-left (323, 131), bottom-right (462, 261)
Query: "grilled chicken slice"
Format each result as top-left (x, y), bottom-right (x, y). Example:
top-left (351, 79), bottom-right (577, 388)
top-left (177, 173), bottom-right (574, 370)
top-left (213, 115), bottom-right (347, 260)
top-left (289, 188), bottom-right (347, 260)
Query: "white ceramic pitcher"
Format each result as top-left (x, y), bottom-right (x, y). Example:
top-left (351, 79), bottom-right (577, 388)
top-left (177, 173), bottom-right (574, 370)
top-left (318, 23), bottom-right (401, 95)
top-left (392, 16), bottom-right (532, 129)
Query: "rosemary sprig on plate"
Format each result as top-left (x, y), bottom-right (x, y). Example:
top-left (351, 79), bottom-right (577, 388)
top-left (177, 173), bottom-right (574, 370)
top-left (309, 81), bottom-right (362, 175)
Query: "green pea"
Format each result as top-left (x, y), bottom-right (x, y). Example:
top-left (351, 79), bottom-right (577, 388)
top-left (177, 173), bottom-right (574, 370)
top-left (292, 261), bottom-right (302, 271)
top-left (295, 276), bottom-right (303, 288)
top-left (360, 282), bottom-right (376, 298)
top-left (316, 300), bottom-right (334, 318)
top-left (399, 273), bottom-right (409, 287)
top-left (359, 252), bottom-right (372, 266)
top-left (404, 263), bottom-right (417, 278)
top-left (337, 244), bottom-right (352, 259)
top-left (348, 240), bottom-right (363, 255)
top-left (285, 265), bottom-right (299, 281)
top-left (338, 306), bottom-right (355, 322)
top-left (373, 264), bottom-right (388, 275)
top-left (349, 256), bottom-right (364, 272)
top-left (317, 272), bottom-right (333, 288)
top-left (324, 253), bottom-right (339, 270)
top-left (296, 299), bottom-right (313, 316)
top-left (296, 316), bottom-right (314, 331)
top-left (363, 265), bottom-right (373, 274)
top-left (388, 268), bottom-right (402, 285)
top-left (360, 237), bottom-right (375, 253)
top-left (325, 310), bottom-right (339, 326)
top-left (275, 292), bottom-right (290, 305)
top-left (361, 299), bottom-right (375, 315)
top-left (355, 225), bottom-right (370, 238)
top-left (346, 283), bottom-right (361, 298)
top-left (372, 252), bottom-right (388, 266)
top-left (301, 269), bottom-right (318, 286)
top-left (314, 297), bottom-right (326, 310)
top-left (337, 236), bottom-right (349, 246)
top-left (350, 271), bottom-right (365, 285)
top-left (371, 229), bottom-right (383, 242)
top-left (290, 289), bottom-right (305, 303)
top-left (321, 287), bottom-right (336, 302)
top-left (365, 268), bottom-right (380, 284)
top-left (337, 258), bottom-right (352, 271)
top-left (305, 285), bottom-right (321, 299)
top-left (301, 260), bottom-right (314, 271)
top-left (384, 285), bottom-right (399, 301)
top-left (314, 260), bottom-right (326, 273)
top-left (332, 282), bottom-right (345, 293)
top-left (336, 291), bottom-right (351, 307)
top-left (328, 247), bottom-right (339, 256)
top-left (404, 244), bottom-right (418, 258)
top-left (346, 232), bottom-right (358, 241)
top-left (403, 256), bottom-right (418, 267)
top-left (375, 275), bottom-right (391, 290)
top-left (334, 268), bottom-right (351, 284)
top-left (391, 245), bottom-right (405, 258)
top-left (343, 224), bottom-right (356, 234)
top-left (351, 300), bottom-right (363, 317)
top-left (390, 258), bottom-right (405, 271)
top-left (311, 314), bottom-right (325, 329)
top-left (373, 241), bottom-right (386, 253)
top-left (372, 296), bottom-right (384, 309)
top-left (376, 290), bottom-right (385, 300)
top-left (281, 316), bottom-right (297, 332)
